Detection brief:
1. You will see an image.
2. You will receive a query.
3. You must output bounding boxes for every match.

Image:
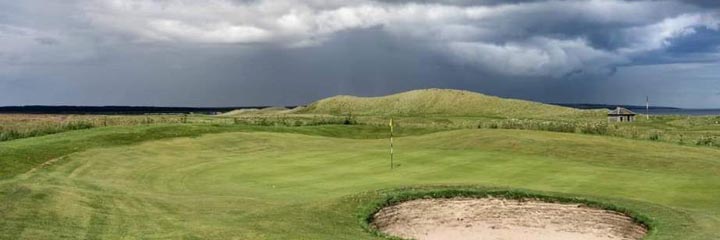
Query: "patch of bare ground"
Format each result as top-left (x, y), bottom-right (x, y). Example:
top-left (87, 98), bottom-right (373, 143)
top-left (372, 198), bottom-right (647, 240)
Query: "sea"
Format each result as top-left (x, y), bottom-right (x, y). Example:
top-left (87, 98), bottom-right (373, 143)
top-left (554, 104), bottom-right (720, 116)
top-left (626, 108), bottom-right (720, 116)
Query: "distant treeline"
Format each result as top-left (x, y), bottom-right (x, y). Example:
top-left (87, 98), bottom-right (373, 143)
top-left (0, 106), bottom-right (295, 115)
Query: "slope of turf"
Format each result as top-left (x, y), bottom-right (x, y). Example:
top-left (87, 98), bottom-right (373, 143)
top-left (0, 124), bottom-right (441, 180)
top-left (1, 127), bottom-right (719, 239)
top-left (295, 88), bottom-right (594, 118)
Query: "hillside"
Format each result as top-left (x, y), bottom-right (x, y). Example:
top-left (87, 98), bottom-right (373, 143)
top-left (294, 89), bottom-right (589, 118)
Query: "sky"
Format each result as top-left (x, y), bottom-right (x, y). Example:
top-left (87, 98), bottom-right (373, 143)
top-left (1, 0), bottom-right (720, 108)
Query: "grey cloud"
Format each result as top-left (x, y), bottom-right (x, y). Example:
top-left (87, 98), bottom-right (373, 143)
top-left (71, 0), bottom-right (719, 77)
top-left (34, 37), bottom-right (59, 45)
top-left (681, 0), bottom-right (720, 8)
top-left (1, 0), bottom-right (720, 107)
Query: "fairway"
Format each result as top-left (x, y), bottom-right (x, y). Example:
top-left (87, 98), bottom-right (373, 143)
top-left (1, 127), bottom-right (719, 239)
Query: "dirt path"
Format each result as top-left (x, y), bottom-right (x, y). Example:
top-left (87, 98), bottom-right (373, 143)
top-left (372, 198), bottom-right (647, 240)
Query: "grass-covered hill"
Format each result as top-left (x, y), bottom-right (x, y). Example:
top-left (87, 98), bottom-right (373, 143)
top-left (294, 88), bottom-right (592, 118)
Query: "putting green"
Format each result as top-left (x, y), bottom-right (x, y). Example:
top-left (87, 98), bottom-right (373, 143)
top-left (1, 128), bottom-right (719, 239)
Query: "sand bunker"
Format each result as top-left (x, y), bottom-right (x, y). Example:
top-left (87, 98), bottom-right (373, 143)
top-left (372, 198), bottom-right (647, 240)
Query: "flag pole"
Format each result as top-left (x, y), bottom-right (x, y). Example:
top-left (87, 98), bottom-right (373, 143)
top-left (389, 118), bottom-right (394, 170)
top-left (646, 96), bottom-right (650, 120)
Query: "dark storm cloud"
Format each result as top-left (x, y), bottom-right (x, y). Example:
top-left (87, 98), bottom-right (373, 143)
top-left (1, 0), bottom-right (720, 107)
top-left (681, 0), bottom-right (720, 8)
top-left (34, 37), bottom-right (59, 46)
top-left (374, 0), bottom-right (548, 6)
top-left (666, 28), bottom-right (720, 53)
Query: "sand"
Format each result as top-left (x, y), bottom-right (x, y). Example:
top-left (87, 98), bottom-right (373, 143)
top-left (372, 198), bottom-right (647, 240)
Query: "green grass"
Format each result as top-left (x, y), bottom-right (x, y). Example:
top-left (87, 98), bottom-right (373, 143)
top-left (0, 124), bottom-right (440, 180)
top-left (1, 125), bottom-right (719, 239)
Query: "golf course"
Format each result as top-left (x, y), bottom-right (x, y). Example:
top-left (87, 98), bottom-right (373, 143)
top-left (1, 89), bottom-right (719, 239)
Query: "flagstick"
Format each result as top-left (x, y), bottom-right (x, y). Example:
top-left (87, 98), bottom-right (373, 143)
top-left (389, 118), bottom-right (394, 170)
top-left (390, 132), bottom-right (394, 170)
top-left (646, 96), bottom-right (650, 120)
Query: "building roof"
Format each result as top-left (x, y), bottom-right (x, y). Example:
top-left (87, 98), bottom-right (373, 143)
top-left (608, 107), bottom-right (636, 116)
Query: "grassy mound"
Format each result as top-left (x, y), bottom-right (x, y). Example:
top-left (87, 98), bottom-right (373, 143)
top-left (295, 89), bottom-right (586, 118)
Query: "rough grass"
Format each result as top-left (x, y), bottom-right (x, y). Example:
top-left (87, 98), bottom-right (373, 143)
top-left (1, 126), bottom-right (719, 239)
top-left (5, 89), bottom-right (719, 147)
top-left (0, 114), bottom-right (191, 142)
top-left (294, 88), bottom-right (601, 118)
